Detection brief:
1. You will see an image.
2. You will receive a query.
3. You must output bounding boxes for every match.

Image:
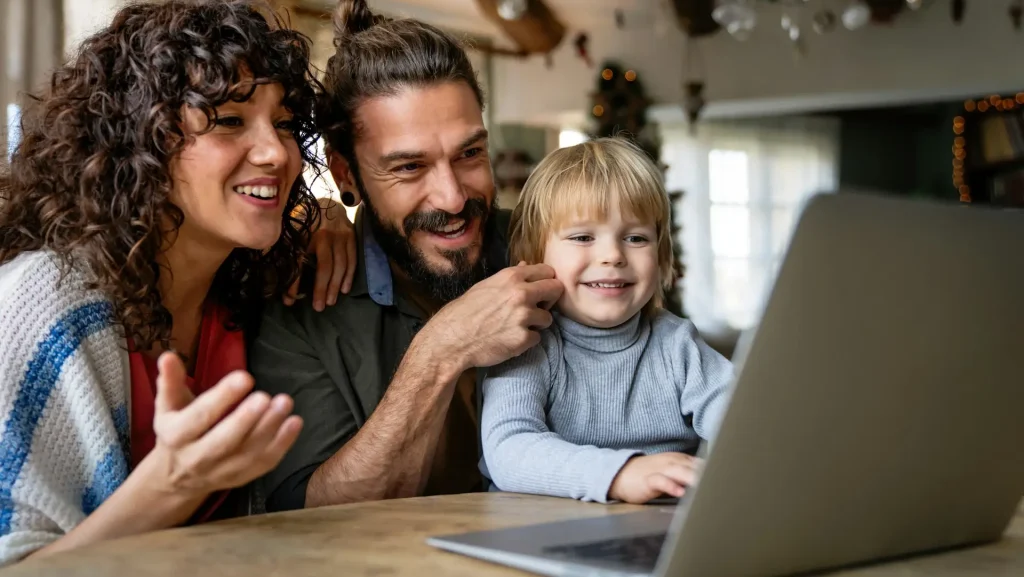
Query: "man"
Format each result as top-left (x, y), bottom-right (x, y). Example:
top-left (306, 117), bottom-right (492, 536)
top-left (249, 0), bottom-right (564, 512)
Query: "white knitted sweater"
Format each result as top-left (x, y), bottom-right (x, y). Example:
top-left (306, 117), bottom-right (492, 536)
top-left (0, 251), bottom-right (130, 566)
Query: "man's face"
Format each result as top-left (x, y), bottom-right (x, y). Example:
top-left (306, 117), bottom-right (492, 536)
top-left (341, 81), bottom-right (497, 302)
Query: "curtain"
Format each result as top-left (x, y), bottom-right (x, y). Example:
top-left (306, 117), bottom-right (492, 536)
top-left (2, 0), bottom-right (64, 162)
top-left (660, 116), bottom-right (840, 341)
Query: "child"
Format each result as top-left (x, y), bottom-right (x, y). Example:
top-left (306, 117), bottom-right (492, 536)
top-left (480, 137), bottom-right (734, 505)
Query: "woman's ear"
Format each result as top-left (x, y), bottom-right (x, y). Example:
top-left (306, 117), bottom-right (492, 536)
top-left (326, 150), bottom-right (361, 207)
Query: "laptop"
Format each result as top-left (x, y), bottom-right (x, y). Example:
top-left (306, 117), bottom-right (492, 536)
top-left (426, 191), bottom-right (1024, 577)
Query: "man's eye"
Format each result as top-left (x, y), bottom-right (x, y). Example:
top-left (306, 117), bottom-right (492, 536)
top-left (463, 147), bottom-right (484, 159)
top-left (397, 163), bottom-right (421, 173)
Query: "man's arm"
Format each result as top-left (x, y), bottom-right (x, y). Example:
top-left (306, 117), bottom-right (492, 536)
top-left (305, 264), bottom-right (564, 507)
top-left (304, 332), bottom-right (462, 506)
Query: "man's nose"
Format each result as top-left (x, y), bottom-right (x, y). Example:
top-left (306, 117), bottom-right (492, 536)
top-left (427, 163), bottom-right (467, 215)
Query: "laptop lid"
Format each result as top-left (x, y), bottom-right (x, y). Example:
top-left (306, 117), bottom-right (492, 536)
top-left (657, 192), bottom-right (1024, 576)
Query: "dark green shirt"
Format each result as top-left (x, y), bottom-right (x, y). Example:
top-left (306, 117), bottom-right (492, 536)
top-left (250, 208), bottom-right (510, 512)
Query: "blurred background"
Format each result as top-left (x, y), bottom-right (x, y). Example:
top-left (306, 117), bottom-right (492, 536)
top-left (3, 0), bottom-right (1022, 355)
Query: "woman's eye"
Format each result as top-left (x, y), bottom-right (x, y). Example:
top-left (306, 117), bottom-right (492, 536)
top-left (276, 119), bottom-right (297, 131)
top-left (215, 116), bottom-right (243, 128)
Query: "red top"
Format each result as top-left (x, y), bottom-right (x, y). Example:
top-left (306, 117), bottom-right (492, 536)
top-left (128, 303), bottom-right (247, 524)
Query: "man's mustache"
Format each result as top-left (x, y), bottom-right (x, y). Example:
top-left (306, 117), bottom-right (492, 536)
top-left (403, 197), bottom-right (489, 236)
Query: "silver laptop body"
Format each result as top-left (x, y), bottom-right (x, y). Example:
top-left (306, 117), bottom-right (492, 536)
top-left (427, 192), bottom-right (1024, 577)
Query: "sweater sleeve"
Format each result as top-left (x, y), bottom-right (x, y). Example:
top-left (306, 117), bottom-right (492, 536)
top-left (480, 343), bottom-right (640, 503)
top-left (0, 253), bottom-right (128, 566)
top-left (673, 319), bottom-right (734, 443)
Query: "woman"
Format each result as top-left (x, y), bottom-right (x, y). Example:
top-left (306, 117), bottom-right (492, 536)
top-left (0, 0), bottom-right (352, 565)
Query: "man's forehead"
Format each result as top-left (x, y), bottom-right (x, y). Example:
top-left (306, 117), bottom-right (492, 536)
top-left (353, 82), bottom-right (486, 160)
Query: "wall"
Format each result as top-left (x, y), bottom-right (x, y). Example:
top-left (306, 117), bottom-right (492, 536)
top-left (490, 3), bottom-right (1024, 126)
top-left (63, 0), bottom-right (122, 55)
top-left (830, 102), bottom-right (959, 200)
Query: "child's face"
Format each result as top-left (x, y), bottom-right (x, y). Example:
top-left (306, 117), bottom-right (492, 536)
top-left (543, 200), bottom-right (660, 328)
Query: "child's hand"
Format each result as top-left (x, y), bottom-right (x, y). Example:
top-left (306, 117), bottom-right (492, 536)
top-left (607, 453), bottom-right (703, 504)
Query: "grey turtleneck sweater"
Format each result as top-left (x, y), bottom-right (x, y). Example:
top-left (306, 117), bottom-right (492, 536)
top-left (479, 309), bottom-right (733, 503)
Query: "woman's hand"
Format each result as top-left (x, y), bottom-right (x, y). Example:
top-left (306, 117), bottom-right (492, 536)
top-left (149, 352), bottom-right (303, 497)
top-left (284, 198), bottom-right (356, 312)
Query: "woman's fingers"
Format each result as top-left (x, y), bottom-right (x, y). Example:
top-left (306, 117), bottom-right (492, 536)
top-left (342, 230), bottom-right (356, 295)
top-left (259, 415), bottom-right (303, 468)
top-left (160, 370), bottom-right (254, 446)
top-left (311, 235), bottom-right (334, 312)
top-left (241, 394), bottom-right (293, 452)
top-left (326, 235), bottom-right (347, 306)
top-left (191, 390), bottom-right (272, 460)
top-left (154, 352), bottom-right (193, 413)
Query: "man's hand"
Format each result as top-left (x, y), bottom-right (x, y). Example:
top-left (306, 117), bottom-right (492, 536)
top-left (285, 198), bottom-right (356, 311)
top-left (608, 453), bottom-right (703, 504)
top-left (422, 262), bottom-right (564, 373)
top-left (149, 352), bottom-right (304, 496)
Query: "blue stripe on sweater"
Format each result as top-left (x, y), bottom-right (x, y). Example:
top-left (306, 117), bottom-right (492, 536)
top-left (82, 441), bottom-right (128, 515)
top-left (0, 301), bottom-right (115, 535)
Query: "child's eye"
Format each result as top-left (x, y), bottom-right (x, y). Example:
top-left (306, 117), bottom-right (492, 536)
top-left (625, 235), bottom-right (649, 244)
top-left (568, 234), bottom-right (594, 243)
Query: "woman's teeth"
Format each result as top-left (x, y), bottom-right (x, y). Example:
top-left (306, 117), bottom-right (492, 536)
top-left (586, 282), bottom-right (628, 288)
top-left (233, 185), bottom-right (278, 199)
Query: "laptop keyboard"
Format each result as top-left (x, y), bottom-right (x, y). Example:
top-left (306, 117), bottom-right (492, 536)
top-left (542, 532), bottom-right (667, 571)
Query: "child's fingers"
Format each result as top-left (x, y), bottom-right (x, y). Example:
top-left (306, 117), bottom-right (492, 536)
top-left (647, 473), bottom-right (686, 499)
top-left (658, 463), bottom-right (699, 489)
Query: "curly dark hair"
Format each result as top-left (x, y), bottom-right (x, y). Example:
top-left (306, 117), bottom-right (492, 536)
top-left (0, 0), bottom-right (322, 351)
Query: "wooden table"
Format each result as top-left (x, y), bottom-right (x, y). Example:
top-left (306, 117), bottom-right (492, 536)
top-left (3, 493), bottom-right (1022, 576)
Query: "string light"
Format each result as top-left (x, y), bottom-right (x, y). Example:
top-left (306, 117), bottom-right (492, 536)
top-left (953, 93), bottom-right (1024, 203)
top-left (624, 70), bottom-right (637, 82)
top-left (601, 68), bottom-right (613, 81)
top-left (592, 104), bottom-right (604, 117)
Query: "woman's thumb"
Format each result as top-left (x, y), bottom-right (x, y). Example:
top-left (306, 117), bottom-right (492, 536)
top-left (155, 351), bottom-right (193, 413)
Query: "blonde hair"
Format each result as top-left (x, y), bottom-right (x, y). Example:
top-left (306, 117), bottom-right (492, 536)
top-left (509, 136), bottom-right (674, 309)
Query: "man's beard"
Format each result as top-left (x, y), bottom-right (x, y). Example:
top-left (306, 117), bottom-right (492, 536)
top-left (360, 183), bottom-right (500, 304)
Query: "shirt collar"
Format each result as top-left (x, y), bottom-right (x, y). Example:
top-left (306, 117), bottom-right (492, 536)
top-left (354, 209), bottom-right (394, 307)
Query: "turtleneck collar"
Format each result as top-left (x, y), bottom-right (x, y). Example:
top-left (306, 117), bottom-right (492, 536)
top-left (554, 311), bottom-right (644, 354)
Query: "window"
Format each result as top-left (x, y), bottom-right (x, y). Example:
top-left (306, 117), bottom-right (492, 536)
top-left (661, 117), bottom-right (840, 337)
top-left (558, 129), bottom-right (587, 149)
top-left (5, 104), bottom-right (20, 162)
